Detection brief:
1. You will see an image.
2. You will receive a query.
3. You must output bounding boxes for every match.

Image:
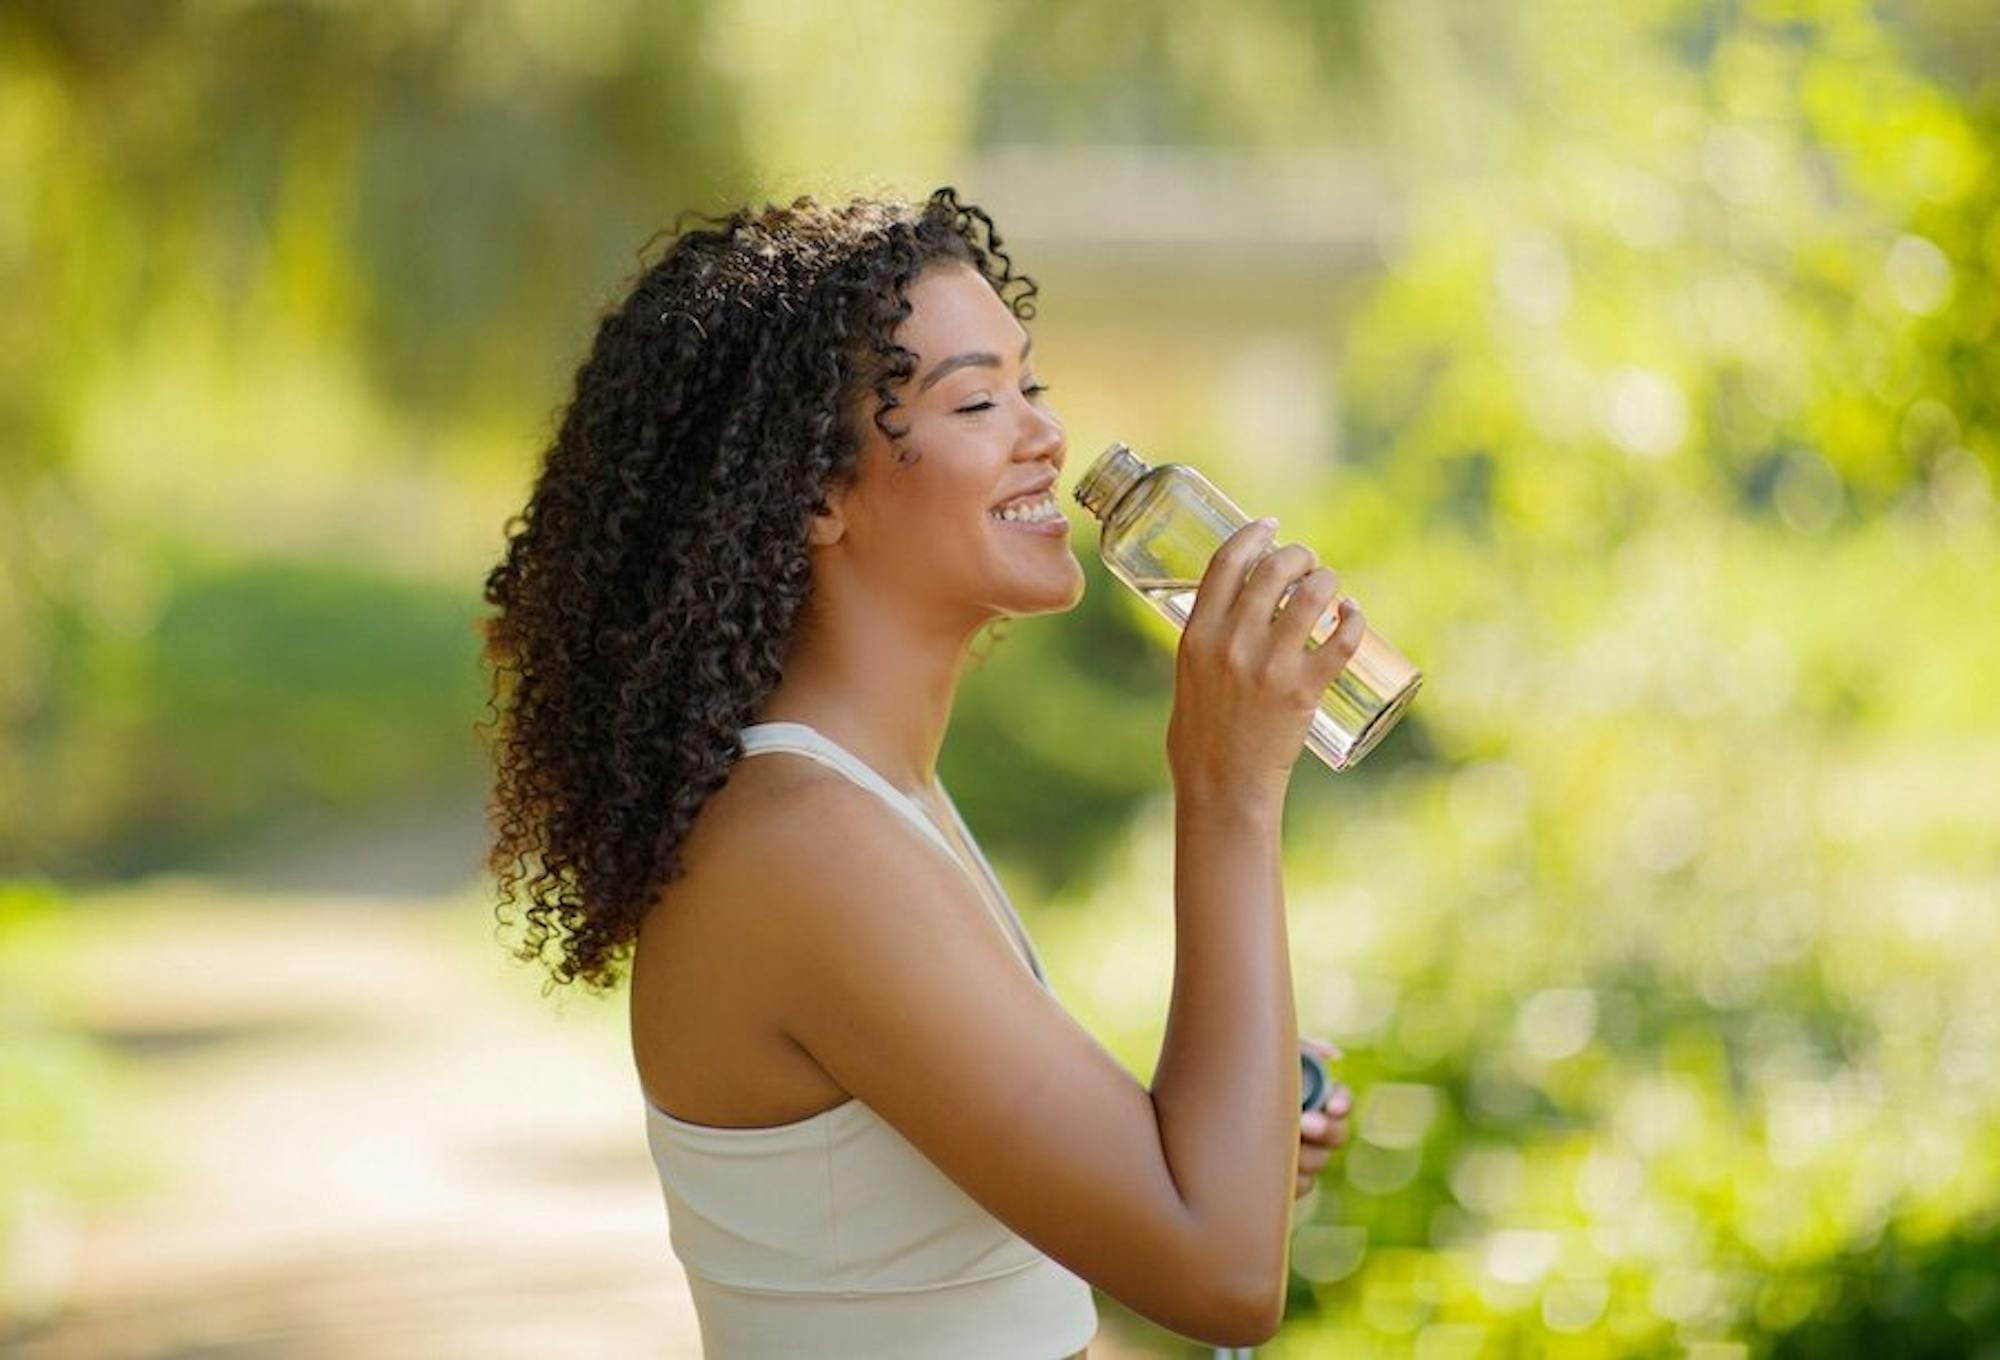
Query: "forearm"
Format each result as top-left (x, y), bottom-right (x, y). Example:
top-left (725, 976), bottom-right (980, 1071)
top-left (1149, 787), bottom-right (1298, 1315)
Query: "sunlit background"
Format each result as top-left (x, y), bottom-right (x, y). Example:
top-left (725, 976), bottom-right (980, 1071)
top-left (3, 1), bottom-right (1997, 1355)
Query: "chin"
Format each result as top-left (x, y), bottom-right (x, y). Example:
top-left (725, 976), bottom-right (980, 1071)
top-left (1056, 569), bottom-right (1086, 611)
top-left (1015, 571), bottom-right (1086, 617)
top-left (1037, 554), bottom-right (1087, 611)
top-left (977, 546), bottom-right (1086, 618)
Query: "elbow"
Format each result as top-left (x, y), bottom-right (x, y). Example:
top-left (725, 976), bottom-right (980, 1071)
top-left (1150, 1204), bottom-right (1290, 1344)
top-left (1199, 1271), bottom-right (1286, 1347)
top-left (1198, 1302), bottom-right (1282, 1348)
top-left (1135, 1258), bottom-right (1285, 1346)
top-left (1223, 1293), bottom-right (1286, 1348)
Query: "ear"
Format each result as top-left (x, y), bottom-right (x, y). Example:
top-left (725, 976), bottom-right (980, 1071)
top-left (807, 484), bottom-right (849, 548)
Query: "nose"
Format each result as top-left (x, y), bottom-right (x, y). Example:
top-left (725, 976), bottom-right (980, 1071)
top-left (1019, 399), bottom-right (1064, 467)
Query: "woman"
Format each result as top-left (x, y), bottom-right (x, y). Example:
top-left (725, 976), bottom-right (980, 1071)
top-left (481, 187), bottom-right (1358, 1356)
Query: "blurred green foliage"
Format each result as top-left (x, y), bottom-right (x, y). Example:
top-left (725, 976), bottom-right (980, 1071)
top-left (1037, 517), bottom-right (1999, 1356)
top-left (22, 549), bottom-right (492, 876)
top-left (0, 880), bottom-right (149, 1313)
top-left (2, 0), bottom-right (1997, 1352)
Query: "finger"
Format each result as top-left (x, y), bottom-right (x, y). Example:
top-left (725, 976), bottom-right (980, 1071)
top-left (1232, 542), bottom-right (1319, 636)
top-left (1184, 518), bottom-right (1278, 637)
top-left (1300, 1037), bottom-right (1342, 1062)
top-left (1272, 566), bottom-right (1342, 656)
top-left (1301, 1110), bottom-right (1330, 1139)
top-left (1296, 1175), bottom-right (1315, 1199)
top-left (1308, 597), bottom-right (1367, 681)
top-left (1322, 1083), bottom-right (1352, 1116)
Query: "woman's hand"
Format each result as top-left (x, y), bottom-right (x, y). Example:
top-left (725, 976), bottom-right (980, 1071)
top-left (1296, 1037), bottom-right (1351, 1199)
top-left (1166, 518), bottom-right (1368, 808)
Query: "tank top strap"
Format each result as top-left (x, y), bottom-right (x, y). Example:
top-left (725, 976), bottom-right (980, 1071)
top-left (739, 722), bottom-right (958, 861)
top-left (737, 721), bottom-right (1047, 987)
top-left (933, 782), bottom-right (1050, 987)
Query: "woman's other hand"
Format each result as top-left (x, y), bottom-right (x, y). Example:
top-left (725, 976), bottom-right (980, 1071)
top-left (1296, 1037), bottom-right (1350, 1199)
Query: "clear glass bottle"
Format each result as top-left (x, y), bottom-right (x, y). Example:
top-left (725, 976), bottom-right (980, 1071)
top-left (1074, 441), bottom-right (1422, 772)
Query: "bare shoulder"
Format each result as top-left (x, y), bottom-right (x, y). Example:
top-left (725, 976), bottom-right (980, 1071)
top-left (667, 750), bottom-right (843, 888)
top-left (689, 761), bottom-right (990, 961)
top-left (629, 754), bottom-right (868, 1119)
top-left (648, 753), bottom-right (945, 988)
top-left (762, 771), bottom-right (1024, 954)
top-left (639, 752), bottom-right (866, 977)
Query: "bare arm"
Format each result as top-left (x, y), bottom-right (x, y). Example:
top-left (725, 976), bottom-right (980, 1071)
top-left (1149, 789), bottom-right (1296, 1335)
top-left (1146, 517), bottom-right (1364, 1335)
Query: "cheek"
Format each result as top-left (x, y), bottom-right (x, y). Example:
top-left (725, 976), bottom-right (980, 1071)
top-left (875, 489), bottom-right (992, 572)
top-left (856, 453), bottom-right (1009, 572)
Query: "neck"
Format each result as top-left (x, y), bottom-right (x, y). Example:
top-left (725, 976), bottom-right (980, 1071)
top-left (753, 578), bottom-right (987, 798)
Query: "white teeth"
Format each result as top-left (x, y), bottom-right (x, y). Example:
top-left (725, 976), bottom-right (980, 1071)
top-left (991, 493), bottom-right (1060, 523)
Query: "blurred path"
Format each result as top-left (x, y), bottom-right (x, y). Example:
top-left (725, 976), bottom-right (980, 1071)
top-left (3, 887), bottom-right (1166, 1358)
top-left (5, 888), bottom-right (703, 1358)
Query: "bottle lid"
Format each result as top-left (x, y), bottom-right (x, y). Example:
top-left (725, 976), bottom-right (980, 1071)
top-left (1073, 442), bottom-right (1150, 520)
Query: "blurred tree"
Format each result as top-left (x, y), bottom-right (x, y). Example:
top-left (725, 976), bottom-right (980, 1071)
top-left (0, 0), bottom-right (749, 872)
top-left (1336, 0), bottom-right (1996, 555)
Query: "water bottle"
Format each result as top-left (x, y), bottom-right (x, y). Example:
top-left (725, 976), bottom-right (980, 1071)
top-left (1073, 442), bottom-right (1422, 772)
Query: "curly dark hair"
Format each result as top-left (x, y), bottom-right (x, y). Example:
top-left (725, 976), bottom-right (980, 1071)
top-left (478, 185), bottom-right (1040, 994)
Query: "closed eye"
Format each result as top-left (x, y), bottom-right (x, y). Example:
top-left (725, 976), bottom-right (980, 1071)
top-left (957, 383), bottom-right (1051, 415)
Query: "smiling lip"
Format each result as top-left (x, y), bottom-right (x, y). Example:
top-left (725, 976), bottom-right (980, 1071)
top-left (989, 473), bottom-right (1058, 510)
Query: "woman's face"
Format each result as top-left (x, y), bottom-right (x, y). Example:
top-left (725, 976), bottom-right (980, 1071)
top-left (826, 260), bottom-right (1085, 626)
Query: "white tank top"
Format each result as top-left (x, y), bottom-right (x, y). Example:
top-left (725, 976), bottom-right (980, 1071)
top-left (642, 721), bottom-right (1101, 1358)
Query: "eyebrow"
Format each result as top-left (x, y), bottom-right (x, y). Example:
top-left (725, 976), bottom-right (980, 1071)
top-left (916, 332), bottom-right (1033, 393)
